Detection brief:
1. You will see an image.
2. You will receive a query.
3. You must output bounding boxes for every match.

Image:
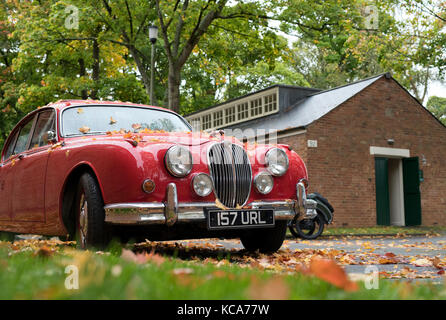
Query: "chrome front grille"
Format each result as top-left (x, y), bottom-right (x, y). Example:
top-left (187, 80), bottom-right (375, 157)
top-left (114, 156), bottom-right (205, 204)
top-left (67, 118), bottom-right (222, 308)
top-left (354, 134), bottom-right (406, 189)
top-left (208, 142), bottom-right (252, 208)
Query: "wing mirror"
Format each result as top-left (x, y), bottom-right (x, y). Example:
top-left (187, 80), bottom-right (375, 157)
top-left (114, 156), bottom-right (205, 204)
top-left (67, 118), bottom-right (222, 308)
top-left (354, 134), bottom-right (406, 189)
top-left (47, 130), bottom-right (57, 143)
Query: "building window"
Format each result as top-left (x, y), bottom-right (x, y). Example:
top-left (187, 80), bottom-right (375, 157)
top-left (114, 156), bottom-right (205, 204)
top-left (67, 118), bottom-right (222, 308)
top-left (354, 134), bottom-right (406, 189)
top-left (264, 93), bottom-right (277, 113)
top-left (202, 114), bottom-right (212, 130)
top-left (225, 106), bottom-right (236, 124)
top-left (250, 98), bottom-right (262, 117)
top-left (237, 102), bottom-right (249, 120)
top-left (189, 118), bottom-right (200, 131)
top-left (213, 110), bottom-right (223, 128)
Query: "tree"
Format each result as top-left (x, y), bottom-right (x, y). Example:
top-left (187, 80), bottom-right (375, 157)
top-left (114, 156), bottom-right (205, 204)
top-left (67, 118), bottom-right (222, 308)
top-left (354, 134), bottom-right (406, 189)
top-left (427, 96), bottom-right (446, 124)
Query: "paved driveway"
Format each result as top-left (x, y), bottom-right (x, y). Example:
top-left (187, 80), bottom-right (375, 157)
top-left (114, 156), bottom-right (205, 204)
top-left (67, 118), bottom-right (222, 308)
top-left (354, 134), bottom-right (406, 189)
top-left (167, 234), bottom-right (446, 284)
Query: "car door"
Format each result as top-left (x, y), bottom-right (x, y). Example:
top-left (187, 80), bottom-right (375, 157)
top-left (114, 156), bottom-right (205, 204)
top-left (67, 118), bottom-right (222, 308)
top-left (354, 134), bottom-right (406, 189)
top-left (10, 110), bottom-right (55, 222)
top-left (0, 129), bottom-right (19, 221)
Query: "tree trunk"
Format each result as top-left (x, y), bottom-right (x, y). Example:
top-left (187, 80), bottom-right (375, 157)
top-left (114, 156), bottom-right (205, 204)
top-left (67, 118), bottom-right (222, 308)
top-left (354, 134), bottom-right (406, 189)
top-left (168, 63), bottom-right (181, 113)
top-left (78, 58), bottom-right (88, 100)
top-left (129, 46), bottom-right (151, 97)
top-left (91, 39), bottom-right (100, 100)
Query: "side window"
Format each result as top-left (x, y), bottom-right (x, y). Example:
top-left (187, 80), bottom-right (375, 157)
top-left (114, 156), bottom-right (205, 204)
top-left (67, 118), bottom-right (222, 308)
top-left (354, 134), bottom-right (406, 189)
top-left (13, 116), bottom-right (35, 155)
top-left (3, 130), bottom-right (19, 160)
top-left (30, 111), bottom-right (55, 148)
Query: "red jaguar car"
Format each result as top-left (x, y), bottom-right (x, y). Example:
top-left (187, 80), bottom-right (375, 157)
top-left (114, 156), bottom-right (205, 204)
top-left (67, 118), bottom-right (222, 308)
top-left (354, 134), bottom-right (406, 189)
top-left (0, 100), bottom-right (319, 252)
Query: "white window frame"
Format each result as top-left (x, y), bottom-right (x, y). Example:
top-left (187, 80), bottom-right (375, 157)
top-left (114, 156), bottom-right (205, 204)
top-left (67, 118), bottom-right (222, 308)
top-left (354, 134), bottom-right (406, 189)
top-left (186, 87), bottom-right (279, 131)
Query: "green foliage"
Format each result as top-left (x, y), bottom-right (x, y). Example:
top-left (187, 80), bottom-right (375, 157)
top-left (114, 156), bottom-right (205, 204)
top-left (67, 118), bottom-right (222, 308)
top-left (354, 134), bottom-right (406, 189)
top-left (427, 96), bottom-right (446, 125)
top-left (1, 0), bottom-right (446, 148)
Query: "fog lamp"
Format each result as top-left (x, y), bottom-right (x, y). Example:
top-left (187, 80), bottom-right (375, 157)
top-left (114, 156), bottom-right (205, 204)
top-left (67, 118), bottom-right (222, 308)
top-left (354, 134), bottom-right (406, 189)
top-left (254, 172), bottom-right (274, 195)
top-left (192, 173), bottom-right (213, 197)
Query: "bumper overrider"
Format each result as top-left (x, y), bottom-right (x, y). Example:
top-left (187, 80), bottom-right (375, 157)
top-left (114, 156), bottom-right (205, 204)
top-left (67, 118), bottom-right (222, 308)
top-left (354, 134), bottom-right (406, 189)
top-left (104, 180), bottom-right (317, 226)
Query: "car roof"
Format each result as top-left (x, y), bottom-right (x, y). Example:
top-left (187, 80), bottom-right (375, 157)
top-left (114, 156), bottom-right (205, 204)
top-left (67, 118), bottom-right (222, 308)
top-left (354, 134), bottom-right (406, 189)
top-left (45, 99), bottom-right (173, 113)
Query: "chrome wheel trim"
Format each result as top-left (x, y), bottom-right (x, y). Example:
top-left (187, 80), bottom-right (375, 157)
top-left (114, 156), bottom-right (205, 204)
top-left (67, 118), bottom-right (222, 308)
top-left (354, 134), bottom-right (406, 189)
top-left (79, 193), bottom-right (88, 248)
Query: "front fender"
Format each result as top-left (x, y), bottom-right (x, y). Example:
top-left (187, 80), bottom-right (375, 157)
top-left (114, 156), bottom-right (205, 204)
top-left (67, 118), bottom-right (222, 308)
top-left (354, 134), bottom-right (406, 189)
top-left (307, 193), bottom-right (334, 224)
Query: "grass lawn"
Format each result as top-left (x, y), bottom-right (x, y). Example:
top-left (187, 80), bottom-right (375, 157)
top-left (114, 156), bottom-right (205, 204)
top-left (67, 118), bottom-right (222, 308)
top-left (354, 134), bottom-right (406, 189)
top-left (322, 226), bottom-right (446, 236)
top-left (0, 241), bottom-right (445, 300)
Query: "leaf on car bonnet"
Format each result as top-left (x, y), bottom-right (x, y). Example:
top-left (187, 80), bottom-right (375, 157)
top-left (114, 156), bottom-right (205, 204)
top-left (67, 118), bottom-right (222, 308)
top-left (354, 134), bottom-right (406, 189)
top-left (215, 198), bottom-right (227, 210)
top-left (132, 123), bottom-right (142, 130)
top-left (110, 117), bottom-right (117, 125)
top-left (77, 108), bottom-right (84, 114)
top-left (79, 126), bottom-right (90, 134)
top-left (309, 257), bottom-right (358, 292)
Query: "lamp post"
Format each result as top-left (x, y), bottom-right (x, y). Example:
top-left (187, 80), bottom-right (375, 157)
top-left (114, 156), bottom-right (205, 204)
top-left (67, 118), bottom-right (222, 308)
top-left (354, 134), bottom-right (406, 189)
top-left (148, 25), bottom-right (158, 106)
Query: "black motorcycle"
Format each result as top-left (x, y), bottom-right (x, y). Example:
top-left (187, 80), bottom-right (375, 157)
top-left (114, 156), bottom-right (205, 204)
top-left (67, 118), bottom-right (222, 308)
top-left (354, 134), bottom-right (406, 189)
top-left (288, 192), bottom-right (334, 240)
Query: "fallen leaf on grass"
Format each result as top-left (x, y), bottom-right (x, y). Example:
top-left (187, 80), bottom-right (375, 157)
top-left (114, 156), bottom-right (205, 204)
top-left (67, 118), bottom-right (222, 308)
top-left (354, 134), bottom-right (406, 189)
top-left (34, 246), bottom-right (55, 258)
top-left (247, 276), bottom-right (290, 300)
top-left (121, 248), bottom-right (165, 266)
top-left (309, 257), bottom-right (358, 292)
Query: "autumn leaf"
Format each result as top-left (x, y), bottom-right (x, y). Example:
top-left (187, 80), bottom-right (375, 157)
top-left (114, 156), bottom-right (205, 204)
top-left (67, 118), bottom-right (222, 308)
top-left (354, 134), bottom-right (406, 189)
top-left (120, 249), bottom-right (149, 264)
top-left (77, 108), bottom-right (84, 114)
top-left (411, 258), bottom-right (433, 267)
top-left (110, 117), bottom-right (117, 125)
top-left (132, 123), bottom-right (142, 130)
top-left (79, 126), bottom-right (90, 134)
top-left (215, 198), bottom-right (227, 210)
top-left (309, 257), bottom-right (358, 292)
top-left (247, 276), bottom-right (290, 300)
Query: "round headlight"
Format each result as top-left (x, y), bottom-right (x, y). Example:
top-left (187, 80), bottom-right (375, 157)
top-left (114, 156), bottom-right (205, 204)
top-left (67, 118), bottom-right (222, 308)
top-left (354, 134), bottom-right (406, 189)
top-left (165, 145), bottom-right (193, 177)
top-left (254, 172), bottom-right (274, 195)
top-left (265, 148), bottom-right (289, 176)
top-left (192, 173), bottom-right (213, 197)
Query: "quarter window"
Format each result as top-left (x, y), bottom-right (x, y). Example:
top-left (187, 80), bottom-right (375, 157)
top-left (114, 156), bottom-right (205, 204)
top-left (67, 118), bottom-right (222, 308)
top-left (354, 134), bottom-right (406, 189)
top-left (13, 116), bottom-right (35, 155)
top-left (30, 111), bottom-right (56, 148)
top-left (3, 130), bottom-right (19, 160)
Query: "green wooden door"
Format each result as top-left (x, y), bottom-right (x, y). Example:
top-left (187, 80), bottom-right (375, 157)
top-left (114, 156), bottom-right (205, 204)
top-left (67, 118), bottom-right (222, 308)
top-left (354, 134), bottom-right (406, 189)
top-left (403, 157), bottom-right (422, 226)
top-left (375, 157), bottom-right (390, 226)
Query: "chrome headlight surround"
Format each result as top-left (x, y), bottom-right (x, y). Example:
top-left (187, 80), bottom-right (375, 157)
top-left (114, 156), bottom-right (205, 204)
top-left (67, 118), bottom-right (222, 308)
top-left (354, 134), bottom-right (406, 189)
top-left (254, 172), bottom-right (274, 195)
top-left (192, 173), bottom-right (213, 197)
top-left (265, 148), bottom-right (289, 176)
top-left (165, 145), bottom-right (193, 177)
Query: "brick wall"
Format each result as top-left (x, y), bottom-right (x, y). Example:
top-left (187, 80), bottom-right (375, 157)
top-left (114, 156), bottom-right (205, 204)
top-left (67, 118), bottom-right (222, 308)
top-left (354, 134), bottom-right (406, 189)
top-left (279, 77), bottom-right (446, 227)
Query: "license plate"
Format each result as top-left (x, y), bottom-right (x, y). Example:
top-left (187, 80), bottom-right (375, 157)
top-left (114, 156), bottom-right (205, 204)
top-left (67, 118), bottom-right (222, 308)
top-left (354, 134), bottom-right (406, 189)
top-left (207, 209), bottom-right (275, 230)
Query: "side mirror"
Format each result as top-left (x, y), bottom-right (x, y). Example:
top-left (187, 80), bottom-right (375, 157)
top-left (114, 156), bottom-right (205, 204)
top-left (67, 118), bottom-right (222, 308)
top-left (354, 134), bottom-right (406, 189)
top-left (47, 130), bottom-right (57, 143)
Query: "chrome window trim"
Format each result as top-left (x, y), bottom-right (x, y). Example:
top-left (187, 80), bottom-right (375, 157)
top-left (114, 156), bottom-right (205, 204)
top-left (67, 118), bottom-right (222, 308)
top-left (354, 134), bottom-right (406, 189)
top-left (59, 104), bottom-right (192, 138)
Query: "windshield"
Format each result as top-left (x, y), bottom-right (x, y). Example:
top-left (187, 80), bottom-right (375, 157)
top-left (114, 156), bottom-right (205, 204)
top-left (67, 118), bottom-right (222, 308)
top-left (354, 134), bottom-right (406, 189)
top-left (62, 106), bottom-right (191, 136)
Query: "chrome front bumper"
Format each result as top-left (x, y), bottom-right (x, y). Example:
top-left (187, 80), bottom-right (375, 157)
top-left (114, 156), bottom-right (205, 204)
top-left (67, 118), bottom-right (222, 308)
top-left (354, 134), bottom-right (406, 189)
top-left (104, 181), bottom-right (315, 226)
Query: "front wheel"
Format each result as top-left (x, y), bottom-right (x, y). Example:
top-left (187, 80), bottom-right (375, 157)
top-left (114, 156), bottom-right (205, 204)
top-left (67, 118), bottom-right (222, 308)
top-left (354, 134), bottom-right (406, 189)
top-left (74, 173), bottom-right (111, 249)
top-left (240, 221), bottom-right (287, 253)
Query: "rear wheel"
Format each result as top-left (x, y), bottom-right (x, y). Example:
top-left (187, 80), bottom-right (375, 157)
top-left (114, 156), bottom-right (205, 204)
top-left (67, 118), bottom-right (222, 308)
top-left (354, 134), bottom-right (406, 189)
top-left (240, 221), bottom-right (287, 253)
top-left (74, 173), bottom-right (111, 249)
top-left (289, 214), bottom-right (325, 240)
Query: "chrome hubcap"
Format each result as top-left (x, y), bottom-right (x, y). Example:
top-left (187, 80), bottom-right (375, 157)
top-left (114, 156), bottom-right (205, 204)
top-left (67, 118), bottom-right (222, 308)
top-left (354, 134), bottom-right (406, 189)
top-left (79, 194), bottom-right (88, 248)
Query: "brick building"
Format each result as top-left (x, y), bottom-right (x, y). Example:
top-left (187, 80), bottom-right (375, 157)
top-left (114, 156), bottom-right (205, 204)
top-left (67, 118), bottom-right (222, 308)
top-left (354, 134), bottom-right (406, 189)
top-left (186, 73), bottom-right (446, 227)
